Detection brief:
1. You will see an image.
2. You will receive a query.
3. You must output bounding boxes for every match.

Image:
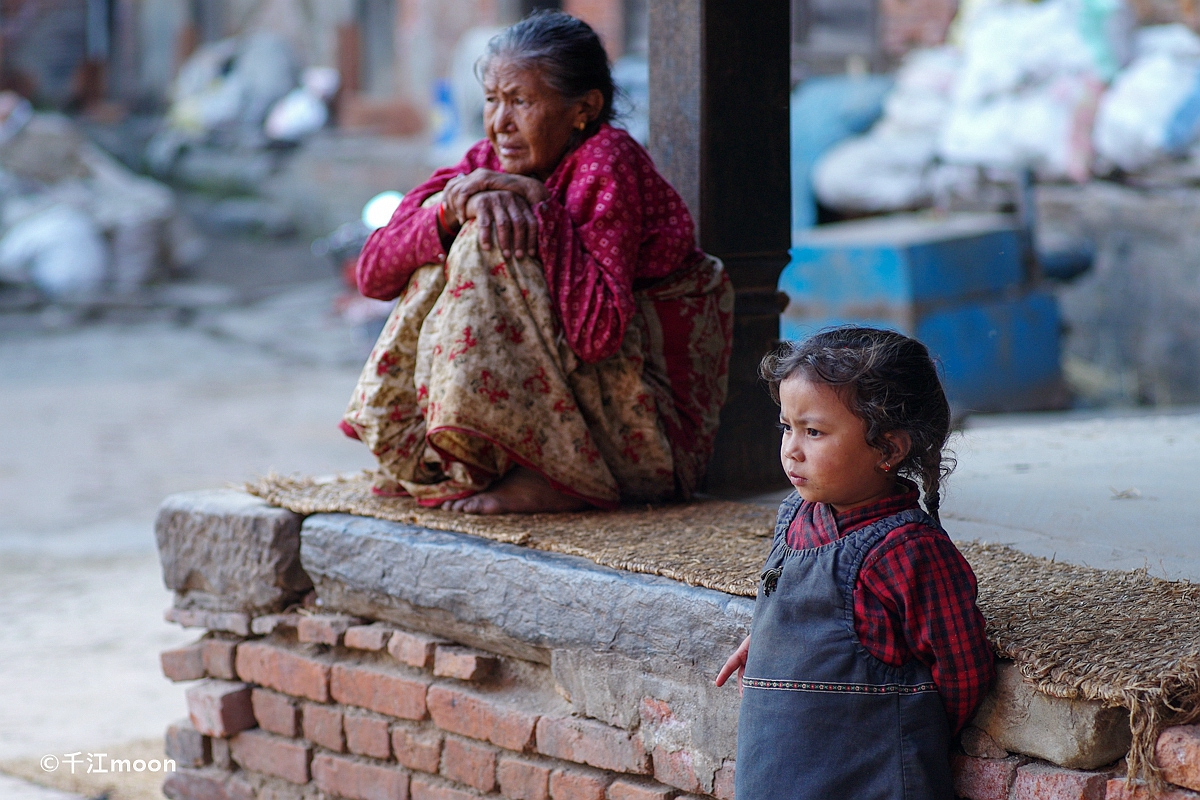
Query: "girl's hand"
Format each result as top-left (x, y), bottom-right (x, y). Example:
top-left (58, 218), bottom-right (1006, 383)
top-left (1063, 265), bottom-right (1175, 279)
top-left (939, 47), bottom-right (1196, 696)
top-left (464, 190), bottom-right (540, 259)
top-left (444, 168), bottom-right (549, 229)
top-left (715, 635), bottom-right (751, 695)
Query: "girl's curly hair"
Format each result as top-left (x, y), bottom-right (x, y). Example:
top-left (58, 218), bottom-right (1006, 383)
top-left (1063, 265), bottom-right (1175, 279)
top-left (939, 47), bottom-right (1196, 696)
top-left (760, 327), bottom-right (955, 523)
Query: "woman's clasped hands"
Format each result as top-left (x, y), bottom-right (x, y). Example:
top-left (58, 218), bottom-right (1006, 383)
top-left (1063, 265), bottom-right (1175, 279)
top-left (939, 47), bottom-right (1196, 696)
top-left (441, 168), bottom-right (549, 260)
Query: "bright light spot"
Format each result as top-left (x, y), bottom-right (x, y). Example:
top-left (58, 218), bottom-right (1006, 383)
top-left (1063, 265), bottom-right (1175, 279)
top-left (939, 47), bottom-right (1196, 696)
top-left (362, 191), bottom-right (404, 230)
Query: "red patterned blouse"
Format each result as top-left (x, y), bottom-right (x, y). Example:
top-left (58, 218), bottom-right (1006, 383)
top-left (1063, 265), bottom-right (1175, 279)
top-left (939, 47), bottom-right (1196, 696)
top-left (785, 482), bottom-right (996, 733)
top-left (356, 124), bottom-right (706, 364)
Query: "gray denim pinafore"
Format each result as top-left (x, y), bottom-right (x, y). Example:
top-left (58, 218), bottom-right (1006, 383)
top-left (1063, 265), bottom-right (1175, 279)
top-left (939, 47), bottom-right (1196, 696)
top-left (735, 492), bottom-right (954, 800)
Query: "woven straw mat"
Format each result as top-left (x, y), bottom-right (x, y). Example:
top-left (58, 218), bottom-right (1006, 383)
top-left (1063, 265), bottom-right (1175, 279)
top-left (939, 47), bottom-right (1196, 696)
top-left (247, 471), bottom-right (1200, 781)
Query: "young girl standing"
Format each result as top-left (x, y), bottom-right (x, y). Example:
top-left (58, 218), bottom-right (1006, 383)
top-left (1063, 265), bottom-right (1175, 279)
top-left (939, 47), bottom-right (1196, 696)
top-left (716, 327), bottom-right (994, 800)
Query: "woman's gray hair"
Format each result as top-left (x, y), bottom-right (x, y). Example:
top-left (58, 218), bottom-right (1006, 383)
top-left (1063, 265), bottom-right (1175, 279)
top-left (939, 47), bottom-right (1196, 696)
top-left (480, 10), bottom-right (616, 134)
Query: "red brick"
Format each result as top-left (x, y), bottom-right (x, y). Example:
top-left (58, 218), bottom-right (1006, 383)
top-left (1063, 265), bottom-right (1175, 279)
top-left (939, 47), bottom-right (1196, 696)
top-left (951, 753), bottom-right (1029, 800)
top-left (428, 684), bottom-right (538, 751)
top-left (498, 755), bottom-right (551, 800)
top-left (393, 724), bottom-right (445, 774)
top-left (202, 639), bottom-right (239, 680)
top-left (230, 729), bottom-right (312, 784)
top-left (235, 641), bottom-right (331, 702)
top-left (251, 688), bottom-right (300, 738)
top-left (606, 778), bottom-right (674, 800)
top-left (332, 662), bottom-right (430, 720)
top-left (411, 774), bottom-right (486, 800)
top-left (433, 646), bottom-right (498, 681)
top-left (550, 765), bottom-right (612, 800)
top-left (162, 642), bottom-right (206, 682)
top-left (298, 614), bottom-right (360, 646)
top-left (346, 624), bottom-right (397, 651)
top-left (186, 680), bottom-right (256, 738)
top-left (442, 736), bottom-right (498, 792)
top-left (389, 630), bottom-right (443, 669)
top-left (1158, 725), bottom-right (1200, 791)
top-left (712, 762), bottom-right (734, 800)
top-left (1011, 762), bottom-right (1110, 800)
top-left (537, 716), bottom-right (649, 775)
top-left (302, 702), bottom-right (345, 752)
top-left (313, 752), bottom-right (410, 800)
top-left (1106, 778), bottom-right (1200, 799)
top-left (162, 767), bottom-right (231, 800)
top-left (346, 710), bottom-right (393, 759)
top-left (166, 718), bottom-right (211, 768)
top-left (650, 746), bottom-right (702, 794)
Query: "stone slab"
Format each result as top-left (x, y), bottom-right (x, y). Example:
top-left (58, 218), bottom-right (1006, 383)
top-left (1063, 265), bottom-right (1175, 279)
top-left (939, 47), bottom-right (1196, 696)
top-left (299, 513), bottom-right (754, 674)
top-left (155, 489), bottom-right (312, 615)
top-left (970, 661), bottom-right (1131, 770)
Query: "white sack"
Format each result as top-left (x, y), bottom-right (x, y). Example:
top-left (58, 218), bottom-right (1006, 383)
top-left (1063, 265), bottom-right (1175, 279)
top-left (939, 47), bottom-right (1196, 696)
top-left (1093, 26), bottom-right (1200, 171)
top-left (0, 204), bottom-right (107, 297)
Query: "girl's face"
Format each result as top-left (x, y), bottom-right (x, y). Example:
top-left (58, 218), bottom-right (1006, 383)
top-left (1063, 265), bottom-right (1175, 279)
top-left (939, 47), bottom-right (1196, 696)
top-left (777, 376), bottom-right (905, 513)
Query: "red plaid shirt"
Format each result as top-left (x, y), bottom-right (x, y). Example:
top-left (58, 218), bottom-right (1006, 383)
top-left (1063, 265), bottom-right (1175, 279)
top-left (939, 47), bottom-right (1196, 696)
top-left (786, 482), bottom-right (995, 733)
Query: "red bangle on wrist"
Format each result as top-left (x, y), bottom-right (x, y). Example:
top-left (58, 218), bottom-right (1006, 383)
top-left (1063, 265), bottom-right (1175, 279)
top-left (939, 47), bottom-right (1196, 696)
top-left (437, 202), bottom-right (460, 235)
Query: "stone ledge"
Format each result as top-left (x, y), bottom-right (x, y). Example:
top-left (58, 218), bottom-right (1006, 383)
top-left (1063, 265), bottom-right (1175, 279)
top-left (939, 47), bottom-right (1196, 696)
top-left (298, 512), bottom-right (754, 672)
top-left (156, 489), bottom-right (312, 615)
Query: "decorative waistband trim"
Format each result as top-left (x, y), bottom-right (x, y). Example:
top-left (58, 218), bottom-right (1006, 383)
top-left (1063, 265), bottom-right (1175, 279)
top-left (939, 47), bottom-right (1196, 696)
top-left (741, 677), bottom-right (938, 695)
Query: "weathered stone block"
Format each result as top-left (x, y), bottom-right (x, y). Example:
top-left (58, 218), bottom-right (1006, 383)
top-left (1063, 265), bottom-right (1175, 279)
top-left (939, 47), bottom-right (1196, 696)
top-left (969, 661), bottom-right (1132, 769)
top-left (156, 489), bottom-right (312, 614)
top-left (962, 725), bottom-right (1009, 759)
top-left (299, 514), bottom-right (754, 673)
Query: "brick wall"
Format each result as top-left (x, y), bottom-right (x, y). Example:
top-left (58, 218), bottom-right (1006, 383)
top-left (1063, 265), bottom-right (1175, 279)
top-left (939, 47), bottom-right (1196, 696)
top-left (153, 490), bottom-right (1200, 800)
top-left (161, 615), bottom-right (733, 800)
top-left (161, 611), bottom-right (1200, 800)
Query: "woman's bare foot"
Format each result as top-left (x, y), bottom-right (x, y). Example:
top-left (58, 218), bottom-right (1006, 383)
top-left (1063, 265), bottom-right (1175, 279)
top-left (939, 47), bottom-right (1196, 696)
top-left (441, 467), bottom-right (590, 514)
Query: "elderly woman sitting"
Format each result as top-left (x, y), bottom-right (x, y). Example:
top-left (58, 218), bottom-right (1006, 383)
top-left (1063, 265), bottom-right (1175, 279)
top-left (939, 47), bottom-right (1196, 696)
top-left (342, 11), bottom-right (733, 514)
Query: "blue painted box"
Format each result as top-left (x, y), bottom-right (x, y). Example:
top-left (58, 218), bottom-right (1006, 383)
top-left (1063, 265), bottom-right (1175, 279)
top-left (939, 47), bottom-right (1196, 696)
top-left (779, 212), bottom-right (1064, 412)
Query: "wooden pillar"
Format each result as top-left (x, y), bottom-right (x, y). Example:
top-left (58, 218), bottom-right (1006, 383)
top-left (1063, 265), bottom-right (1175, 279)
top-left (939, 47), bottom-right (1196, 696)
top-left (649, 0), bottom-right (792, 493)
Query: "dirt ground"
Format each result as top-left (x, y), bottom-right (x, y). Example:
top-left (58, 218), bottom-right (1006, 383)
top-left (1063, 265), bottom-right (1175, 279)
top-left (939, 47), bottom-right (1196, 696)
top-left (0, 219), bottom-right (377, 797)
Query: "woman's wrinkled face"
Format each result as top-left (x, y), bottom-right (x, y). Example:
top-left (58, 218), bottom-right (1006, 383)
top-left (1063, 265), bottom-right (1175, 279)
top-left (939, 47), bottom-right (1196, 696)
top-left (483, 59), bottom-right (583, 180)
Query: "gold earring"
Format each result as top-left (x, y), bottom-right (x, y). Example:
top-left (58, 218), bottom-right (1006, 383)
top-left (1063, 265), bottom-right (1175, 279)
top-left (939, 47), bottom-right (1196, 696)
top-left (576, 121), bottom-right (586, 131)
